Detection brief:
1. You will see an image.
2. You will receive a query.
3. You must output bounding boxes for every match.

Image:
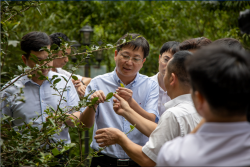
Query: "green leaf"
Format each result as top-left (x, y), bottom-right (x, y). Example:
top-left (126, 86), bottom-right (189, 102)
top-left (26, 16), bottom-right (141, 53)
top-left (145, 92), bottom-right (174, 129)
top-left (52, 148), bottom-right (60, 156)
top-left (30, 53), bottom-right (38, 63)
top-left (72, 75), bottom-right (78, 81)
top-left (51, 75), bottom-right (58, 81)
top-left (48, 118), bottom-right (56, 127)
top-left (91, 97), bottom-right (99, 105)
top-left (105, 92), bottom-right (113, 101)
top-left (53, 78), bottom-right (61, 85)
top-left (130, 124), bottom-right (135, 130)
top-left (120, 83), bottom-right (125, 87)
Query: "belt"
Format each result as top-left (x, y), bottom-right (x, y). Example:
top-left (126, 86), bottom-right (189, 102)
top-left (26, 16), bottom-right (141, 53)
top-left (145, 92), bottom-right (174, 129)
top-left (94, 152), bottom-right (139, 166)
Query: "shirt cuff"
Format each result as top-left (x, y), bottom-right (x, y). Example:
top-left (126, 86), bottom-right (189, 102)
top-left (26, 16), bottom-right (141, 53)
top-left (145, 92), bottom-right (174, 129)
top-left (142, 143), bottom-right (158, 163)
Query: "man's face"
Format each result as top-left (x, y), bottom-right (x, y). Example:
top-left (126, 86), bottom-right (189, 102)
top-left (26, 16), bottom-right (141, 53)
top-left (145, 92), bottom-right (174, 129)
top-left (163, 58), bottom-right (173, 95)
top-left (52, 48), bottom-right (71, 68)
top-left (159, 51), bottom-right (173, 78)
top-left (22, 46), bottom-right (52, 77)
top-left (114, 45), bottom-right (145, 79)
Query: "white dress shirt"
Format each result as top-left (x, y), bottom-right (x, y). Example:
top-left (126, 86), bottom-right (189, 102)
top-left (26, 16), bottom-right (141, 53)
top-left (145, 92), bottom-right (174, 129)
top-left (157, 122), bottom-right (250, 166)
top-left (150, 73), bottom-right (171, 116)
top-left (142, 94), bottom-right (201, 162)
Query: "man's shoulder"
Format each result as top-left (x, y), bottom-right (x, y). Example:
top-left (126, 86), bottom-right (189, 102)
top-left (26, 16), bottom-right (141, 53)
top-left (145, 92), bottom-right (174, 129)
top-left (137, 73), bottom-right (158, 86)
top-left (164, 102), bottom-right (197, 118)
top-left (2, 75), bottom-right (27, 95)
top-left (90, 71), bottom-right (114, 82)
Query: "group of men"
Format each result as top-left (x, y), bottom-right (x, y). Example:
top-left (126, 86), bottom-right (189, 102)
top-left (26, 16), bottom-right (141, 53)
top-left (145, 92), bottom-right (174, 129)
top-left (1, 31), bottom-right (250, 166)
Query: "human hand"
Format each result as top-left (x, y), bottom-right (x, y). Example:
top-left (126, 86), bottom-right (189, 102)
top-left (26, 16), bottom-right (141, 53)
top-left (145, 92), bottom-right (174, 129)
top-left (91, 90), bottom-right (106, 106)
top-left (116, 87), bottom-right (133, 104)
top-left (94, 128), bottom-right (126, 147)
top-left (113, 93), bottom-right (131, 116)
top-left (77, 84), bottom-right (86, 97)
top-left (72, 79), bottom-right (81, 88)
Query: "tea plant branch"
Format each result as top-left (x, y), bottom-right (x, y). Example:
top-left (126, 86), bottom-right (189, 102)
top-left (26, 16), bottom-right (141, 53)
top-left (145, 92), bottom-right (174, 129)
top-left (4, 3), bottom-right (40, 23)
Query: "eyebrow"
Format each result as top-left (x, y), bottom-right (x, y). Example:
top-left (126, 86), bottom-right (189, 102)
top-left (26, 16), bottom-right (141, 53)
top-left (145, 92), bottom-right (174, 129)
top-left (163, 56), bottom-right (170, 59)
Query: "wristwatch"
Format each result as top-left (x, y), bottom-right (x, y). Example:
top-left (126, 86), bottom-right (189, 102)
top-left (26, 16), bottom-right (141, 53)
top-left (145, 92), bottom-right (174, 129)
top-left (81, 80), bottom-right (85, 85)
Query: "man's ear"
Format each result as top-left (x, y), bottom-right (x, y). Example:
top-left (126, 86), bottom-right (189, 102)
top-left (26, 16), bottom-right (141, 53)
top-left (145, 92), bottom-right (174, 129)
top-left (193, 90), bottom-right (206, 117)
top-left (142, 58), bottom-right (146, 64)
top-left (170, 73), bottom-right (176, 86)
top-left (21, 55), bottom-right (27, 65)
top-left (114, 50), bottom-right (118, 61)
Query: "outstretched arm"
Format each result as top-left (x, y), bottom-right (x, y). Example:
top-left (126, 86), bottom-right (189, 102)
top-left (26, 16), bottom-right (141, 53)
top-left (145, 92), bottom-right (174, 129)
top-left (95, 128), bottom-right (156, 166)
top-left (79, 90), bottom-right (106, 128)
top-left (113, 93), bottom-right (157, 137)
top-left (116, 87), bottom-right (156, 122)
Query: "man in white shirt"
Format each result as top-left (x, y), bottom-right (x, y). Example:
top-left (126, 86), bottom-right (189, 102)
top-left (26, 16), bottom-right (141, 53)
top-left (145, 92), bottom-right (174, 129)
top-left (49, 33), bottom-right (91, 97)
top-left (150, 41), bottom-right (179, 116)
top-left (157, 46), bottom-right (250, 166)
top-left (94, 51), bottom-right (201, 166)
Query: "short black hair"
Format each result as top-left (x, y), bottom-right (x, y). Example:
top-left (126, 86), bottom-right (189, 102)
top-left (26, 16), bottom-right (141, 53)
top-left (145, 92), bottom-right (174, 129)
top-left (186, 46), bottom-right (250, 117)
top-left (167, 51), bottom-right (193, 85)
top-left (160, 41), bottom-right (180, 55)
top-left (116, 33), bottom-right (149, 59)
top-left (49, 32), bottom-right (70, 50)
top-left (212, 38), bottom-right (243, 50)
top-left (179, 37), bottom-right (212, 51)
top-left (21, 31), bottom-right (51, 59)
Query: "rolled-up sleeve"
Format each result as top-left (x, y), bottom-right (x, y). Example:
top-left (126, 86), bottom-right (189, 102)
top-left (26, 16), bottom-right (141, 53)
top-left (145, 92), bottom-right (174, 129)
top-left (142, 111), bottom-right (179, 162)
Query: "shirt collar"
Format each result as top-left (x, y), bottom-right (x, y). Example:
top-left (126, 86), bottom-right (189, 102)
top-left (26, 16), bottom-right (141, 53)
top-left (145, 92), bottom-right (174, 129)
top-left (164, 94), bottom-right (193, 110)
top-left (112, 68), bottom-right (139, 87)
top-left (197, 122), bottom-right (250, 134)
top-left (20, 71), bottom-right (53, 85)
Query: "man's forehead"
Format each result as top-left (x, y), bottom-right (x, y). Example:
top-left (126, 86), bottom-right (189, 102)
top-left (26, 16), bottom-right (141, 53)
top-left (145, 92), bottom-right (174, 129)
top-left (120, 45), bottom-right (144, 57)
top-left (162, 51), bottom-right (173, 58)
top-left (30, 50), bottom-right (49, 57)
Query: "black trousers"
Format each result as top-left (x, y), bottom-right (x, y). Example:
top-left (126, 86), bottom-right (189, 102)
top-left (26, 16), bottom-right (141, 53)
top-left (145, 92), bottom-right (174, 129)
top-left (90, 152), bottom-right (141, 167)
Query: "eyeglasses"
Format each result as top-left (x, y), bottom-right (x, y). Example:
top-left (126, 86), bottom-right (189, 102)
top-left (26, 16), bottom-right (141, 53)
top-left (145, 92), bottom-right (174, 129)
top-left (160, 56), bottom-right (170, 64)
top-left (119, 53), bottom-right (143, 64)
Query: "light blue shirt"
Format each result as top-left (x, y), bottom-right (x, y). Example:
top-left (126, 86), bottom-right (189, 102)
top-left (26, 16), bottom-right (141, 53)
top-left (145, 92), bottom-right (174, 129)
top-left (1, 71), bottom-right (79, 144)
top-left (82, 69), bottom-right (159, 158)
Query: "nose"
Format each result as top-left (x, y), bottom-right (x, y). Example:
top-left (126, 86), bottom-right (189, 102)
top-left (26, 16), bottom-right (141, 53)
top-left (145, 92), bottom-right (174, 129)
top-left (65, 57), bottom-right (69, 63)
top-left (125, 58), bottom-right (133, 65)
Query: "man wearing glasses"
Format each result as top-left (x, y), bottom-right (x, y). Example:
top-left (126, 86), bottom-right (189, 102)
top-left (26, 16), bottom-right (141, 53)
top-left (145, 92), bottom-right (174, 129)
top-left (150, 41), bottom-right (180, 116)
top-left (80, 33), bottom-right (159, 167)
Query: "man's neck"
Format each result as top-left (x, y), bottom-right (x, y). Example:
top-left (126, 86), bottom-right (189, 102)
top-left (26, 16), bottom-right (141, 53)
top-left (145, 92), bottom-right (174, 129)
top-left (169, 87), bottom-right (190, 99)
top-left (205, 115), bottom-right (247, 122)
top-left (157, 73), bottom-right (167, 92)
top-left (51, 68), bottom-right (57, 72)
top-left (31, 77), bottom-right (45, 86)
top-left (116, 70), bottom-right (136, 85)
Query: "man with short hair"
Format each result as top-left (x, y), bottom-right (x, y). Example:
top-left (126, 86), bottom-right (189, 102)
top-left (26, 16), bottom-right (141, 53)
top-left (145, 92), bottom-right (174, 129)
top-left (80, 33), bottom-right (159, 167)
top-left (151, 41), bottom-right (179, 116)
top-left (157, 46), bottom-right (250, 166)
top-left (94, 51), bottom-right (201, 166)
top-left (49, 32), bottom-right (91, 97)
top-left (179, 37), bottom-right (211, 53)
top-left (1, 31), bottom-right (80, 145)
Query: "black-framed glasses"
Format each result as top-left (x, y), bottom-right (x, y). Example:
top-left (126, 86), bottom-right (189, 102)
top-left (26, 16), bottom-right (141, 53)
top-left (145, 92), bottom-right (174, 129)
top-left (119, 53), bottom-right (143, 64)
